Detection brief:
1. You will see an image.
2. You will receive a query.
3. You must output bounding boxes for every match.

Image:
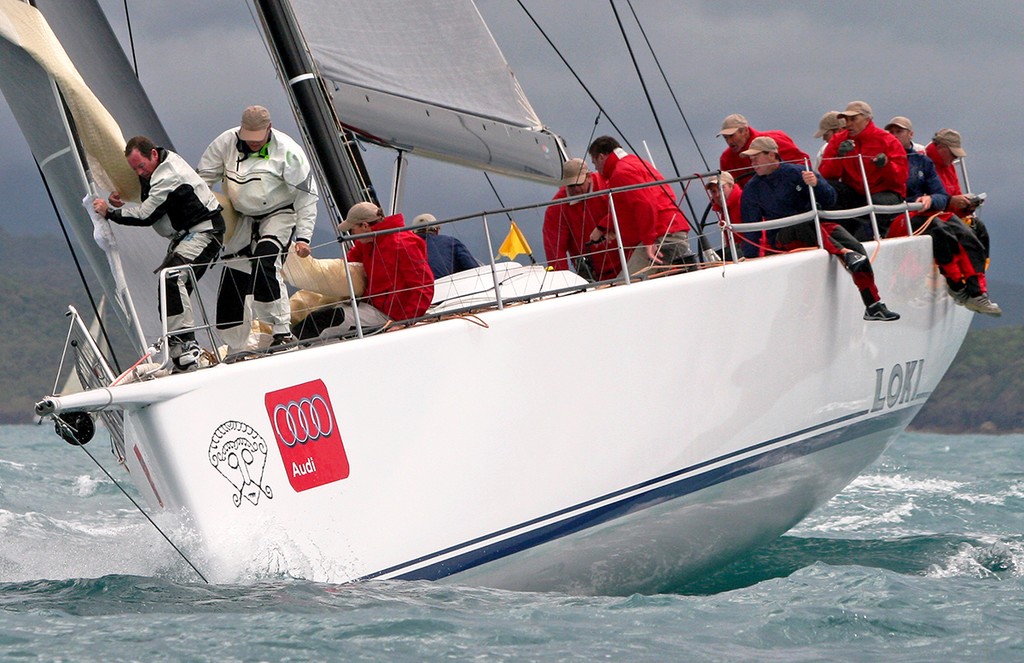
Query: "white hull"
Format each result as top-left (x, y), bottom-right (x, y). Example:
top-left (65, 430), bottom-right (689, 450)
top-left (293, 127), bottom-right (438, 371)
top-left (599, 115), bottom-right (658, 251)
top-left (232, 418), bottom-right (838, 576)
top-left (57, 236), bottom-right (969, 592)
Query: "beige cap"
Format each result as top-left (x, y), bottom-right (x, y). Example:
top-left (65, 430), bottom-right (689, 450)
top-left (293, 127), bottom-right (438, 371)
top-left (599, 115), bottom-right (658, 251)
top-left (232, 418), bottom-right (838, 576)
top-left (239, 105), bottom-right (271, 142)
top-left (740, 136), bottom-right (780, 157)
top-left (338, 201), bottom-right (382, 232)
top-left (412, 213), bottom-right (437, 227)
top-left (706, 171), bottom-right (735, 187)
top-left (884, 116), bottom-right (913, 132)
top-left (717, 113), bottom-right (749, 136)
top-left (560, 158), bottom-right (589, 186)
top-left (814, 111), bottom-right (845, 138)
top-left (932, 128), bottom-right (966, 157)
top-left (838, 100), bottom-right (873, 119)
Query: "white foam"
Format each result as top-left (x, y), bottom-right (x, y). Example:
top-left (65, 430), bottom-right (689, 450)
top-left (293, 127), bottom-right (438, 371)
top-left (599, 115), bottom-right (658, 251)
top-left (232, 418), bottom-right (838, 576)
top-left (74, 474), bottom-right (103, 497)
top-left (848, 473), bottom-right (963, 496)
top-left (927, 539), bottom-right (1024, 579)
top-left (808, 499), bottom-right (917, 532)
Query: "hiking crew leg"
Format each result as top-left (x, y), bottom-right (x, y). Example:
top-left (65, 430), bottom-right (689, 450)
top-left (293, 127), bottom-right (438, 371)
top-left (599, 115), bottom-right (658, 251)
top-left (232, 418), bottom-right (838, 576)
top-left (251, 211), bottom-right (296, 334)
top-left (250, 236), bottom-right (291, 333)
top-left (946, 215), bottom-right (988, 275)
top-left (821, 222), bottom-right (880, 305)
top-left (160, 230), bottom-right (221, 333)
top-left (216, 261), bottom-right (251, 331)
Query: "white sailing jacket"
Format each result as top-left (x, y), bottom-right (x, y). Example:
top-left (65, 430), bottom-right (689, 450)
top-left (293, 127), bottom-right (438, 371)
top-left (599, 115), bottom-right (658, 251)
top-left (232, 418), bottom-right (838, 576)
top-left (197, 128), bottom-right (319, 243)
top-left (108, 148), bottom-right (223, 238)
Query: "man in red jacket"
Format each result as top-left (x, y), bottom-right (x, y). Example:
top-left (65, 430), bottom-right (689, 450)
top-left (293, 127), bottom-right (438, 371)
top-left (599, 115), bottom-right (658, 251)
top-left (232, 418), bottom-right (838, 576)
top-left (293, 202), bottom-right (434, 339)
top-left (705, 171), bottom-right (755, 259)
top-left (925, 129), bottom-right (1000, 316)
top-left (587, 136), bottom-right (693, 276)
top-left (543, 158), bottom-right (621, 281)
top-left (819, 101), bottom-right (908, 240)
top-left (718, 113), bottom-right (809, 187)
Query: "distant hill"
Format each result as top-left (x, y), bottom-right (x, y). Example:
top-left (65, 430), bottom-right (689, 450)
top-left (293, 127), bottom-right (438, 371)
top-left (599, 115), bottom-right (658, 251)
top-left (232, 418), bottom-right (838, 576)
top-left (910, 326), bottom-right (1024, 433)
top-left (0, 228), bottom-right (99, 423)
top-left (1, 229), bottom-right (1022, 431)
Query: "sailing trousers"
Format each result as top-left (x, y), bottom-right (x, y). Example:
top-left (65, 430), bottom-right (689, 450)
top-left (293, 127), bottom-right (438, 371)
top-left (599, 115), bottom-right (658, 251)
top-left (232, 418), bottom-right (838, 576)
top-left (216, 209), bottom-right (295, 348)
top-left (889, 214), bottom-right (989, 295)
top-left (160, 230), bottom-right (222, 341)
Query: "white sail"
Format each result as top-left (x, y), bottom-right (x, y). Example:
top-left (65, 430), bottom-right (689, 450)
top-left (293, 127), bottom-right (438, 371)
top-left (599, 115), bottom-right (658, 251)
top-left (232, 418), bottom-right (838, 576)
top-left (287, 0), bottom-right (567, 182)
top-left (0, 0), bottom-right (214, 351)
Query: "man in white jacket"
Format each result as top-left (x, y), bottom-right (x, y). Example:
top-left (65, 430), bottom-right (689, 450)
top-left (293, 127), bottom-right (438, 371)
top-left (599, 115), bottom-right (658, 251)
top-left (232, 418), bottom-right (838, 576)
top-left (198, 105), bottom-right (318, 349)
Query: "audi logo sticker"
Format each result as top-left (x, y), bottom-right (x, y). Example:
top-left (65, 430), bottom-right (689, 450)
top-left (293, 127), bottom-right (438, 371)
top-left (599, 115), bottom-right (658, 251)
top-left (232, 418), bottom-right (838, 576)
top-left (264, 379), bottom-right (351, 492)
top-left (272, 395), bottom-right (335, 447)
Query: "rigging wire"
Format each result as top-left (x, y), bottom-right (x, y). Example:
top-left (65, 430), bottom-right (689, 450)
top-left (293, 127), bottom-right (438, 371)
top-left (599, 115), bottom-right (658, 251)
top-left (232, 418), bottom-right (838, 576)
top-left (54, 416), bottom-right (209, 583)
top-left (121, 0), bottom-right (139, 78)
top-left (513, 0), bottom-right (640, 157)
top-left (35, 161), bottom-right (122, 372)
top-left (614, 0), bottom-right (709, 253)
top-left (609, 0), bottom-right (680, 180)
top-left (515, 1), bottom-right (715, 255)
top-left (625, 0), bottom-right (709, 171)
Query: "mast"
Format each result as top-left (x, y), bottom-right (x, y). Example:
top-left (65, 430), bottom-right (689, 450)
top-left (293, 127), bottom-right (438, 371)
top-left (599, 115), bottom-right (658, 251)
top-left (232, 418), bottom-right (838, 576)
top-left (253, 0), bottom-right (377, 217)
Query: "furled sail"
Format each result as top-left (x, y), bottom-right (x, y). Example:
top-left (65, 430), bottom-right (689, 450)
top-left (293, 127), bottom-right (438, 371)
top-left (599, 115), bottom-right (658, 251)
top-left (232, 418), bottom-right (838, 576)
top-left (0, 0), bottom-right (212, 352)
top-left (286, 0), bottom-right (567, 182)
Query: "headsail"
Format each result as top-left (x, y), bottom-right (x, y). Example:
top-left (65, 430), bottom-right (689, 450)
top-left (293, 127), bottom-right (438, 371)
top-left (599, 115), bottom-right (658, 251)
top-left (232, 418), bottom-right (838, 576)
top-left (0, 0), bottom-right (213, 351)
top-left (285, 0), bottom-right (567, 182)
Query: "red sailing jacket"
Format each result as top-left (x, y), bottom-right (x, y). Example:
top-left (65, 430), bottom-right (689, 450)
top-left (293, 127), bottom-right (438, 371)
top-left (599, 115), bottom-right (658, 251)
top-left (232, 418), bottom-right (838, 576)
top-left (600, 149), bottom-right (689, 248)
top-left (719, 128), bottom-right (809, 186)
top-left (543, 172), bottom-right (621, 280)
top-left (347, 214), bottom-right (434, 320)
top-left (820, 122), bottom-right (908, 197)
top-left (925, 142), bottom-right (963, 221)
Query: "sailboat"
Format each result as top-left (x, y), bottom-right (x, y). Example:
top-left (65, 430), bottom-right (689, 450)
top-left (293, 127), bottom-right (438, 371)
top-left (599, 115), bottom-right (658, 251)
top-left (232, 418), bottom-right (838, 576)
top-left (2, 0), bottom-right (972, 594)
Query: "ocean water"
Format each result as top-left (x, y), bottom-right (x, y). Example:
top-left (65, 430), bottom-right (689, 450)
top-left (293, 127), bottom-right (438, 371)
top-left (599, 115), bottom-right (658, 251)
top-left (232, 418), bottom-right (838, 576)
top-left (1, 424), bottom-right (1022, 662)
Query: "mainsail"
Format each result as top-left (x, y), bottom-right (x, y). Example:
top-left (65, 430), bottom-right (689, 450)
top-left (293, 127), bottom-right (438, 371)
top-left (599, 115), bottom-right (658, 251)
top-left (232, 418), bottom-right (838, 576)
top-left (285, 0), bottom-right (567, 182)
top-left (0, 0), bottom-right (211, 352)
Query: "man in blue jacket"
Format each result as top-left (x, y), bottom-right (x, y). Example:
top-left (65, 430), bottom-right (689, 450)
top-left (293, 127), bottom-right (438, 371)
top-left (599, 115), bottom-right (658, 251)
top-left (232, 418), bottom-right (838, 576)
top-left (412, 213), bottom-right (479, 279)
top-left (739, 136), bottom-right (899, 322)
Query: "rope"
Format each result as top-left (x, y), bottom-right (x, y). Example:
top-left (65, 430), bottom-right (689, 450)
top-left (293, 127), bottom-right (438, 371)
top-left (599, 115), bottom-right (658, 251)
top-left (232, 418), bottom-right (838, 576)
top-left (121, 0), bottom-right (139, 77)
top-left (625, 0), bottom-right (708, 171)
top-left (609, 0), bottom-right (679, 180)
top-left (513, 0), bottom-right (636, 154)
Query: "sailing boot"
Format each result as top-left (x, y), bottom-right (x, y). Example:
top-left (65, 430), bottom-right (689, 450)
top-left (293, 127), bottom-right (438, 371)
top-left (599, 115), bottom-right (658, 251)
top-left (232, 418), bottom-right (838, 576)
top-left (170, 337), bottom-right (202, 373)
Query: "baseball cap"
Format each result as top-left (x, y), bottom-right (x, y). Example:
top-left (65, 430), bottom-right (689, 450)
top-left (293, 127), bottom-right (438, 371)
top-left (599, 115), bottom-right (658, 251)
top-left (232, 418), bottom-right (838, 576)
top-left (560, 158), bottom-right (589, 186)
top-left (706, 171), bottom-right (735, 187)
top-left (717, 114), bottom-right (749, 136)
top-left (884, 116), bottom-right (913, 132)
top-left (338, 201), bottom-right (381, 232)
top-left (932, 128), bottom-right (966, 157)
top-left (838, 100), bottom-right (873, 119)
top-left (238, 105), bottom-right (271, 142)
top-left (814, 111), bottom-right (844, 138)
top-left (740, 136), bottom-right (780, 157)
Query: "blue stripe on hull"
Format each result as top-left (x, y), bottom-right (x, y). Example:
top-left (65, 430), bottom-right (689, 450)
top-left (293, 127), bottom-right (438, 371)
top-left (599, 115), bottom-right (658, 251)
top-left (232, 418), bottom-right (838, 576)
top-left (367, 407), bottom-right (919, 582)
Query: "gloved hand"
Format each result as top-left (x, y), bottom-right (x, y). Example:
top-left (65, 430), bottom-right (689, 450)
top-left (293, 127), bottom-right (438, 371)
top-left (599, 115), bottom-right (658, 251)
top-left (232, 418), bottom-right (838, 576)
top-left (837, 140), bottom-right (855, 157)
top-left (872, 153), bottom-right (888, 168)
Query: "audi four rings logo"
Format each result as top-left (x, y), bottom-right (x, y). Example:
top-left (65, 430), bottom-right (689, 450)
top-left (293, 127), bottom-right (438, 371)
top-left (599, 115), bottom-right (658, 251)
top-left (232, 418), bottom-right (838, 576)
top-left (272, 395), bottom-right (334, 447)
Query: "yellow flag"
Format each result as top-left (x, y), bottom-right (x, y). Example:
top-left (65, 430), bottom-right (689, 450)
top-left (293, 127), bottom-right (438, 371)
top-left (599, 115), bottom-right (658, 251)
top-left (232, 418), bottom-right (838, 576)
top-left (497, 221), bottom-right (533, 261)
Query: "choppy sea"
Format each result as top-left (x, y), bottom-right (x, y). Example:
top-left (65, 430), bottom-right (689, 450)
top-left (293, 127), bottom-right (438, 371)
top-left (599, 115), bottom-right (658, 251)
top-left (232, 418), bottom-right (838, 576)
top-left (1, 424), bottom-right (1022, 662)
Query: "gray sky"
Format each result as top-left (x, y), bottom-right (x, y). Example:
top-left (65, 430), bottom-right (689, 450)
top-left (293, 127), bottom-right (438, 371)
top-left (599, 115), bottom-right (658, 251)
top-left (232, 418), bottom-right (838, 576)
top-left (2, 0), bottom-right (1022, 285)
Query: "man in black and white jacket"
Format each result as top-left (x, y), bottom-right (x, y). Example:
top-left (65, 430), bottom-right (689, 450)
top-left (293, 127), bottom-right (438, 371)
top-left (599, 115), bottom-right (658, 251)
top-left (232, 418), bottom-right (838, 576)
top-left (93, 135), bottom-right (224, 371)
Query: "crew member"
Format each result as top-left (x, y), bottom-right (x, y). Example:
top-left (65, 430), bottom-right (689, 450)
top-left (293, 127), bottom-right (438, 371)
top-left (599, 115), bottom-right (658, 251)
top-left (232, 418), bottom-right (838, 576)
top-left (93, 135), bottom-right (225, 371)
top-left (198, 105), bottom-right (319, 349)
